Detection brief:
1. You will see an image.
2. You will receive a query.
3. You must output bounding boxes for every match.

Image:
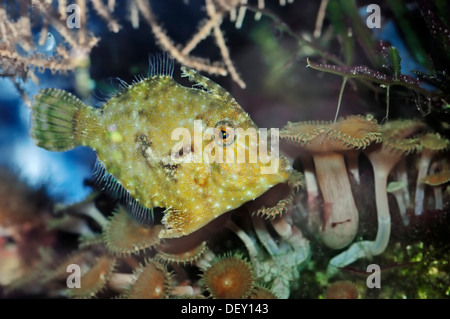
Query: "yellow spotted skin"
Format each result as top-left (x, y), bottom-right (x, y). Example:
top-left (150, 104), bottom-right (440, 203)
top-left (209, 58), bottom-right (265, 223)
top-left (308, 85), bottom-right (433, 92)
top-left (31, 66), bottom-right (291, 238)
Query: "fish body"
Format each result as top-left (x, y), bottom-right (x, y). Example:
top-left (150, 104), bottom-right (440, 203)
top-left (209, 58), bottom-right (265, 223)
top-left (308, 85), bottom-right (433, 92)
top-left (30, 59), bottom-right (290, 238)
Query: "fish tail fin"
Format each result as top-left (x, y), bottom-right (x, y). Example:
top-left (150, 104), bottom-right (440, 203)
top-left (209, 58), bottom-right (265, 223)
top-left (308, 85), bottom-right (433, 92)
top-left (30, 88), bottom-right (98, 151)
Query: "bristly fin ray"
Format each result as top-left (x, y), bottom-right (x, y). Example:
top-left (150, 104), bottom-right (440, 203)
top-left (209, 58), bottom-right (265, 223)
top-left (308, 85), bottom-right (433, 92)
top-left (92, 159), bottom-right (154, 225)
top-left (91, 77), bottom-right (130, 108)
top-left (148, 53), bottom-right (175, 78)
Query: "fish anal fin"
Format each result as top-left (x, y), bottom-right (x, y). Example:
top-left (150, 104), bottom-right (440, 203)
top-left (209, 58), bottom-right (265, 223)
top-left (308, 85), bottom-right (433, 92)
top-left (92, 159), bottom-right (154, 226)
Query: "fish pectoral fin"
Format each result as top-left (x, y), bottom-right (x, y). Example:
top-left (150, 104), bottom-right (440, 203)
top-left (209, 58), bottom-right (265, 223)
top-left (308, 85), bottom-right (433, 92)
top-left (159, 209), bottom-right (205, 239)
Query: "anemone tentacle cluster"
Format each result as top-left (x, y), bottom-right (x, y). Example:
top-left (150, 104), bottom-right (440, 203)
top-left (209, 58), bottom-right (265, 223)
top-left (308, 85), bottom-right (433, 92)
top-left (200, 253), bottom-right (255, 299)
top-left (4, 189), bottom-right (306, 299)
top-left (281, 116), bottom-right (449, 275)
top-left (281, 115), bottom-right (382, 250)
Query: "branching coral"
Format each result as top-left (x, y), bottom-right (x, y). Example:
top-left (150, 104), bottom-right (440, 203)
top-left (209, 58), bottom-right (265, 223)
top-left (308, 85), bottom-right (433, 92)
top-left (133, 0), bottom-right (295, 89)
top-left (1, 0), bottom-right (297, 96)
top-left (0, 1), bottom-right (112, 102)
top-left (304, 0), bottom-right (450, 126)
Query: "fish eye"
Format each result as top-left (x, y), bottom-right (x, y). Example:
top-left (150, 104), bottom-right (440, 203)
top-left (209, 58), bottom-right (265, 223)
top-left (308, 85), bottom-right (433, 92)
top-left (214, 120), bottom-right (236, 146)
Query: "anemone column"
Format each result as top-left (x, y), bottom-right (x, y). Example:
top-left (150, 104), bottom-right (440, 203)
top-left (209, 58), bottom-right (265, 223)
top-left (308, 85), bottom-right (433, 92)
top-left (414, 133), bottom-right (449, 215)
top-left (280, 115), bottom-right (382, 250)
top-left (421, 169), bottom-right (450, 211)
top-left (327, 120), bottom-right (421, 274)
top-left (313, 151), bottom-right (359, 249)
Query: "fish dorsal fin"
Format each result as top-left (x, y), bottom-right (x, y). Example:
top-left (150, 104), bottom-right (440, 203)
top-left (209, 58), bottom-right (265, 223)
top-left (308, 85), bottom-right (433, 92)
top-left (180, 66), bottom-right (238, 107)
top-left (92, 159), bottom-right (154, 226)
top-left (148, 53), bottom-right (175, 78)
top-left (91, 77), bottom-right (130, 108)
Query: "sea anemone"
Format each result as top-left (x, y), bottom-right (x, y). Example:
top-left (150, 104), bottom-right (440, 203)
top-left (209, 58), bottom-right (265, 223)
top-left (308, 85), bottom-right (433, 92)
top-left (126, 259), bottom-right (172, 299)
top-left (249, 285), bottom-right (278, 299)
top-left (67, 254), bottom-right (116, 299)
top-left (422, 169), bottom-right (450, 210)
top-left (388, 120), bottom-right (426, 220)
top-left (328, 120), bottom-right (420, 273)
top-left (253, 193), bottom-right (294, 219)
top-left (42, 249), bottom-right (95, 284)
top-left (387, 181), bottom-right (409, 225)
top-left (201, 253), bottom-right (255, 299)
top-left (325, 280), bottom-right (358, 299)
top-left (251, 169), bottom-right (303, 219)
top-left (155, 241), bottom-right (209, 265)
top-left (7, 247), bottom-right (111, 297)
top-left (280, 115), bottom-right (382, 249)
top-left (293, 152), bottom-right (321, 229)
top-left (414, 133), bottom-right (449, 215)
top-left (103, 206), bottom-right (163, 256)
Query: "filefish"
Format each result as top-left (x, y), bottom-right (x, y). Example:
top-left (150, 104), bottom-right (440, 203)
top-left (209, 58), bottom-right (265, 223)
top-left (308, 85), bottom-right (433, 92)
top-left (30, 55), bottom-right (291, 238)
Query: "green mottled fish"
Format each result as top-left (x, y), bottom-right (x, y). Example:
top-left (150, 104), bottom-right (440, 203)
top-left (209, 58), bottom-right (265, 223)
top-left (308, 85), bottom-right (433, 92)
top-left (30, 56), bottom-right (291, 238)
